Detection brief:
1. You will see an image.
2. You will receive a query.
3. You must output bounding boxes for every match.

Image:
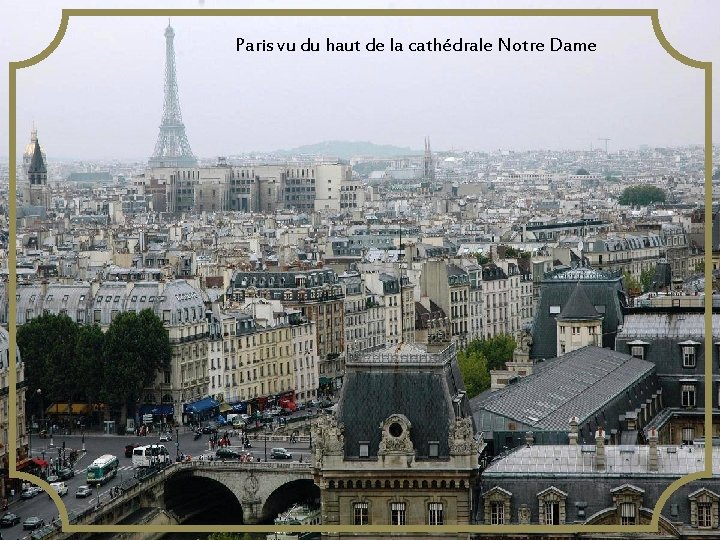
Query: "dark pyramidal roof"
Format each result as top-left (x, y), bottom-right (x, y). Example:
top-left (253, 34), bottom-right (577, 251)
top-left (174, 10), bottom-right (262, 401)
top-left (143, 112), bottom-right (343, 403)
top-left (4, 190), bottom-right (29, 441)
top-left (558, 282), bottom-right (602, 320)
top-left (28, 139), bottom-right (46, 173)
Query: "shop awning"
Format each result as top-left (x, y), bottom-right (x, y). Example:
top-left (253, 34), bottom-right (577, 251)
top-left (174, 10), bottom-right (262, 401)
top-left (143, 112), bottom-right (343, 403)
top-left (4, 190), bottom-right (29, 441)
top-left (31, 458), bottom-right (48, 468)
top-left (219, 402), bottom-right (232, 413)
top-left (138, 404), bottom-right (174, 416)
top-left (319, 377), bottom-right (331, 386)
top-left (184, 397), bottom-right (219, 414)
top-left (46, 403), bottom-right (90, 415)
top-left (16, 459), bottom-right (30, 470)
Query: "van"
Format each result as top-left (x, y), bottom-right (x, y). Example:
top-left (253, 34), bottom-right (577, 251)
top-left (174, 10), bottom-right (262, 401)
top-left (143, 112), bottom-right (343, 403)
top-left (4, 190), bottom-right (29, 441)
top-left (49, 482), bottom-right (68, 497)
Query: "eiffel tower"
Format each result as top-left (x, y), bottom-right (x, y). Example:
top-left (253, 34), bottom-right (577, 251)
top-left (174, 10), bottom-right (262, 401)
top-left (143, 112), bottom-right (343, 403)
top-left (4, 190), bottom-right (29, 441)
top-left (149, 22), bottom-right (197, 168)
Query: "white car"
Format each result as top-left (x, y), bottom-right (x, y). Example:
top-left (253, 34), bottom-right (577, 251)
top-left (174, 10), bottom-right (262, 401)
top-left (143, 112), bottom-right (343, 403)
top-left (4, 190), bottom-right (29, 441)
top-left (49, 482), bottom-right (68, 497)
top-left (159, 432), bottom-right (172, 442)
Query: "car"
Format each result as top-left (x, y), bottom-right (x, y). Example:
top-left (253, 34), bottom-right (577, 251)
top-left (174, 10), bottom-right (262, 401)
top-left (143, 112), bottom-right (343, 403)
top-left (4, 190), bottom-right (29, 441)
top-left (49, 482), bottom-right (68, 497)
top-left (20, 487), bottom-right (40, 499)
top-left (125, 443), bottom-right (140, 458)
top-left (201, 424), bottom-right (218, 434)
top-left (22, 517), bottom-right (44, 530)
top-left (57, 467), bottom-right (74, 480)
top-left (215, 448), bottom-right (242, 460)
top-left (45, 474), bottom-right (59, 484)
top-left (295, 402), bottom-right (306, 411)
top-left (0, 513), bottom-right (20, 527)
top-left (270, 447), bottom-right (293, 460)
top-left (75, 485), bottom-right (92, 498)
top-left (159, 432), bottom-right (172, 442)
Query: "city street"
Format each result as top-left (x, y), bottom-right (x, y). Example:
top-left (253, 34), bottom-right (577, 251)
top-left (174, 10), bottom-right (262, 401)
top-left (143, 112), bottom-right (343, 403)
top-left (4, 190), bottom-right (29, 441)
top-left (5, 428), bottom-right (313, 536)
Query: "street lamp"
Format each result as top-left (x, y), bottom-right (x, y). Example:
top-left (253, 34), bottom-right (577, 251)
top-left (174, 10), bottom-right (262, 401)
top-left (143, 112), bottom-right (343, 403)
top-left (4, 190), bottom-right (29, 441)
top-left (175, 428), bottom-right (180, 462)
top-left (264, 426), bottom-right (268, 462)
top-left (81, 425), bottom-right (85, 453)
top-left (36, 389), bottom-right (44, 431)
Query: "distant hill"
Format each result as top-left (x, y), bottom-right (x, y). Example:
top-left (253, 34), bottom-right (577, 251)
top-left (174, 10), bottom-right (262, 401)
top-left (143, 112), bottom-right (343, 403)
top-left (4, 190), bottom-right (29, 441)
top-left (273, 141), bottom-right (421, 159)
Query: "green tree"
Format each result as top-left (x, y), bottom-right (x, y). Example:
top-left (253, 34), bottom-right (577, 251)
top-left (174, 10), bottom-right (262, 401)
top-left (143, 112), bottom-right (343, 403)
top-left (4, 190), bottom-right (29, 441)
top-left (575, 168), bottom-right (589, 175)
top-left (75, 324), bottom-right (106, 416)
top-left (475, 253), bottom-right (490, 265)
top-left (623, 271), bottom-right (641, 293)
top-left (102, 310), bottom-right (171, 430)
top-left (618, 185), bottom-right (666, 206)
top-left (465, 334), bottom-right (516, 372)
top-left (639, 268), bottom-right (655, 292)
top-left (17, 314), bottom-right (79, 418)
top-left (457, 349), bottom-right (490, 398)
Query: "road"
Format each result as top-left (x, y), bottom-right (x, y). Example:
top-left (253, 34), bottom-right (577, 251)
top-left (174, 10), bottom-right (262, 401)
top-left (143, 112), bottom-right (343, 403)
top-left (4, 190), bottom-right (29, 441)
top-left (6, 428), bottom-right (313, 537)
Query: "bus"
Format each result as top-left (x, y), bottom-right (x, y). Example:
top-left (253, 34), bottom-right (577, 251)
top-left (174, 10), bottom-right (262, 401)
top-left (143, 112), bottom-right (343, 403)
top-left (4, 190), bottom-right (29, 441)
top-left (86, 454), bottom-right (119, 486)
top-left (132, 444), bottom-right (172, 468)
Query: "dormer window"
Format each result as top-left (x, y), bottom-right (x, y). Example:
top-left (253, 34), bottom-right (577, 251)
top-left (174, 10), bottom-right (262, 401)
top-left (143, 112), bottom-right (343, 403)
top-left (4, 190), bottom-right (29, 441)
top-left (428, 441), bottom-right (439, 458)
top-left (627, 340), bottom-right (650, 360)
top-left (679, 340), bottom-right (700, 368)
top-left (359, 442), bottom-right (369, 457)
top-left (689, 488), bottom-right (719, 528)
top-left (611, 484), bottom-right (644, 526)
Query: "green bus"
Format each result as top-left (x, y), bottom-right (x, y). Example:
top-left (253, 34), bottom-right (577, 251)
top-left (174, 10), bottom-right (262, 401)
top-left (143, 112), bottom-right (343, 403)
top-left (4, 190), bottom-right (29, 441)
top-left (86, 454), bottom-right (119, 486)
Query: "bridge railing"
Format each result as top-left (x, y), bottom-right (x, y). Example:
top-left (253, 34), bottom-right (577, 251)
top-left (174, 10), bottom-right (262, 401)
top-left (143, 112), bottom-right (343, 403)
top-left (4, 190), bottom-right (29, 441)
top-left (180, 459), bottom-right (312, 470)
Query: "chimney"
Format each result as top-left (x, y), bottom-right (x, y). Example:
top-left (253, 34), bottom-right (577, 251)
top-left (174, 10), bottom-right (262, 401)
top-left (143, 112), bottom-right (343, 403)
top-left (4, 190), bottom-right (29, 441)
top-left (648, 427), bottom-right (659, 472)
top-left (525, 431), bottom-right (534, 447)
top-left (595, 427), bottom-right (606, 471)
top-left (568, 416), bottom-right (579, 446)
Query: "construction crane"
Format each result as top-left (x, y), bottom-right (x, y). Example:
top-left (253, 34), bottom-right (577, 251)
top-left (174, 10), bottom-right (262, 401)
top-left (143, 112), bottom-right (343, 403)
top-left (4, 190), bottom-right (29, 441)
top-left (598, 138), bottom-right (611, 153)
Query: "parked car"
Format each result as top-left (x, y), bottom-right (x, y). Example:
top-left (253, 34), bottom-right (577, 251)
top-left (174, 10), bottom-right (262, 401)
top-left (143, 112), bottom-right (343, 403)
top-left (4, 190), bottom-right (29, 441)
top-left (125, 443), bottom-right (140, 458)
top-left (45, 474), bottom-right (59, 484)
top-left (159, 432), bottom-right (172, 442)
top-left (22, 517), bottom-right (45, 530)
top-left (0, 513), bottom-right (20, 527)
top-left (75, 485), bottom-right (92, 498)
top-left (57, 467), bottom-right (74, 480)
top-left (270, 447), bottom-right (293, 460)
top-left (215, 448), bottom-right (242, 460)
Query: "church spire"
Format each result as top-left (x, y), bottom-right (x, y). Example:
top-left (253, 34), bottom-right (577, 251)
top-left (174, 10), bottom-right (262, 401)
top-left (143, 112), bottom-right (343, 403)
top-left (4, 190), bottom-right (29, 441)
top-left (28, 139), bottom-right (46, 174)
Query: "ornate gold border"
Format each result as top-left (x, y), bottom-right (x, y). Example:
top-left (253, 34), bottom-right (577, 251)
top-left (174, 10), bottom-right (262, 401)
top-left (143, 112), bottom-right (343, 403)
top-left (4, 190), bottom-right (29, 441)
top-left (7, 7), bottom-right (713, 535)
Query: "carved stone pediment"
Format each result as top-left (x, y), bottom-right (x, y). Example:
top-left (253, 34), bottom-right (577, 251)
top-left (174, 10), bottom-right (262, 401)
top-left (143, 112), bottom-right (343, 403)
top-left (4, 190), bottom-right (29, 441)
top-left (449, 416), bottom-right (479, 456)
top-left (378, 414), bottom-right (414, 456)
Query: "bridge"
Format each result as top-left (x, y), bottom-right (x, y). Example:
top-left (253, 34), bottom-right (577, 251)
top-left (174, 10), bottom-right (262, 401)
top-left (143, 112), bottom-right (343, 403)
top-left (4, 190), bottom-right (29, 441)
top-left (37, 460), bottom-right (315, 539)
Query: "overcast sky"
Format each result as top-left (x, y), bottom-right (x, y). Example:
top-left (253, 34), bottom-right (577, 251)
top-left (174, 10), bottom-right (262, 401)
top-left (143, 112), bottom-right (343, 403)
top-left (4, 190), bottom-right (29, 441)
top-left (2, 0), bottom-right (719, 160)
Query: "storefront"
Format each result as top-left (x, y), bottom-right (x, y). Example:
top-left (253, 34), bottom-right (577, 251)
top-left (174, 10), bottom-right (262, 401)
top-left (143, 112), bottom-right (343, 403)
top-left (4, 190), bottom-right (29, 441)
top-left (183, 397), bottom-right (219, 425)
top-left (137, 404), bottom-right (175, 426)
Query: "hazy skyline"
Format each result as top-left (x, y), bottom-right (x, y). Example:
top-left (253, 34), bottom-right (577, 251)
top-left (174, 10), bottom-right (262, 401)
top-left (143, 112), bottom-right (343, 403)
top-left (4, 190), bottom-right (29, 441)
top-left (3, 1), bottom-right (719, 161)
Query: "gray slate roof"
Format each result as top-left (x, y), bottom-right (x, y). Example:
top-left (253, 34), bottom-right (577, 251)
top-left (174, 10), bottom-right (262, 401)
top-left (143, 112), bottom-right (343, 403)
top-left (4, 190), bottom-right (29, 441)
top-left (337, 343), bottom-right (471, 458)
top-left (471, 346), bottom-right (655, 431)
top-left (558, 282), bottom-right (601, 320)
top-left (483, 444), bottom-right (719, 476)
top-left (531, 268), bottom-right (625, 359)
top-left (620, 313), bottom-right (720, 339)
